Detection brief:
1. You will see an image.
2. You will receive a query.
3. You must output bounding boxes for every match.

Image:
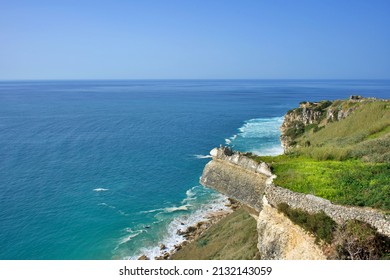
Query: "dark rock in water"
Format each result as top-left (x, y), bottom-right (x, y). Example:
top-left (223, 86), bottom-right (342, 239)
top-left (186, 226), bottom-right (197, 233)
top-left (144, 225), bottom-right (151, 229)
top-left (160, 244), bottom-right (167, 250)
top-left (180, 222), bottom-right (185, 225)
top-left (138, 255), bottom-right (149, 260)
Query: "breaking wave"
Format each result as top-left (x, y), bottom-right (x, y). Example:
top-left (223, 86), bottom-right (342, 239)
top-left (93, 188), bottom-right (109, 192)
top-left (194, 154), bottom-right (212, 159)
top-left (226, 116), bottom-right (283, 156)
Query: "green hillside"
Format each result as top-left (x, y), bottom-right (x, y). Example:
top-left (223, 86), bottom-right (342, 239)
top-left (251, 98), bottom-right (390, 211)
top-left (297, 100), bottom-right (390, 162)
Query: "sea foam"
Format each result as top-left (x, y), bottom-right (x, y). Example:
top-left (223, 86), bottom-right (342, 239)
top-left (125, 187), bottom-right (230, 260)
top-left (93, 188), bottom-right (109, 192)
top-left (227, 116), bottom-right (284, 156)
top-left (194, 154), bottom-right (212, 159)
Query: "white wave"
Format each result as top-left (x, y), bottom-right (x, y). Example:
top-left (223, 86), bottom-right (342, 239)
top-left (117, 229), bottom-right (144, 246)
top-left (181, 186), bottom-right (197, 204)
top-left (141, 204), bottom-right (192, 216)
top-left (186, 188), bottom-right (195, 197)
top-left (237, 117), bottom-right (284, 139)
top-left (225, 116), bottom-right (284, 156)
top-left (126, 191), bottom-right (231, 260)
top-left (97, 202), bottom-right (116, 209)
top-left (93, 188), bottom-right (109, 192)
top-left (139, 208), bottom-right (165, 214)
top-left (225, 134), bottom-right (237, 145)
top-left (163, 205), bottom-right (191, 213)
top-left (194, 154), bottom-right (212, 159)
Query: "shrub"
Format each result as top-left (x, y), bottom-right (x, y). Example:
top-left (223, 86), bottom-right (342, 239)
top-left (335, 220), bottom-right (390, 260)
top-left (277, 203), bottom-right (336, 244)
top-left (285, 121), bottom-right (305, 139)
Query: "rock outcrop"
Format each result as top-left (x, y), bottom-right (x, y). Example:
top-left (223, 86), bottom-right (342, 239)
top-left (280, 96), bottom-right (380, 151)
top-left (257, 196), bottom-right (326, 260)
top-left (200, 147), bottom-right (390, 259)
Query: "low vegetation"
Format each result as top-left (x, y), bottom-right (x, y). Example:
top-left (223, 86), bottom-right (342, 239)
top-left (250, 98), bottom-right (390, 211)
top-left (296, 100), bottom-right (390, 162)
top-left (171, 209), bottom-right (260, 260)
top-left (335, 220), bottom-right (390, 260)
top-left (277, 203), bottom-right (336, 244)
top-left (277, 203), bottom-right (390, 259)
top-left (250, 154), bottom-right (390, 211)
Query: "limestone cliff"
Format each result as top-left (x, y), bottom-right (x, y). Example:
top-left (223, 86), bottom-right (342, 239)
top-left (200, 147), bottom-right (390, 259)
top-left (280, 95), bottom-right (378, 151)
top-left (257, 197), bottom-right (326, 260)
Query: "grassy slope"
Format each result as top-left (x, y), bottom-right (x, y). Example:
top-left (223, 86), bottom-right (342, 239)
top-left (171, 209), bottom-right (260, 260)
top-left (298, 101), bottom-right (390, 162)
top-left (252, 99), bottom-right (390, 211)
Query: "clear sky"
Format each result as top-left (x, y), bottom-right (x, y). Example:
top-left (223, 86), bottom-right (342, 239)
top-left (0, 0), bottom-right (389, 79)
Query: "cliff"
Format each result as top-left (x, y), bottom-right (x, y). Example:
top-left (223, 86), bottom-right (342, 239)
top-left (280, 95), bottom-right (385, 152)
top-left (199, 96), bottom-right (390, 259)
top-left (200, 146), bottom-right (390, 259)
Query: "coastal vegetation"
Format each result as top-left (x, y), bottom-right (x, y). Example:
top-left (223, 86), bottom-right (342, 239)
top-left (296, 100), bottom-right (390, 162)
top-left (277, 203), bottom-right (336, 244)
top-left (277, 203), bottom-right (390, 259)
top-left (252, 155), bottom-right (390, 211)
top-left (195, 96), bottom-right (389, 260)
top-left (171, 208), bottom-right (260, 260)
top-left (251, 98), bottom-right (390, 211)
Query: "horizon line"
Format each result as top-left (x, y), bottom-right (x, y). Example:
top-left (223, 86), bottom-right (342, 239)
top-left (1, 78), bottom-right (390, 82)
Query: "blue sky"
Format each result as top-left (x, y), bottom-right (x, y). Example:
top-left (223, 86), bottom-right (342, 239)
top-left (0, 0), bottom-right (389, 79)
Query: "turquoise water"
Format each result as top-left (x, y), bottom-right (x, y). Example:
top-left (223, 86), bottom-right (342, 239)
top-left (0, 80), bottom-right (389, 259)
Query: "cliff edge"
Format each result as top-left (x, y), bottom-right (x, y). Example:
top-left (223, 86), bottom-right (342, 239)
top-left (200, 96), bottom-right (390, 259)
top-left (200, 146), bottom-right (390, 259)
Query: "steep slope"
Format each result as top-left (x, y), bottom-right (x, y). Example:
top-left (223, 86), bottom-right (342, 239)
top-left (199, 97), bottom-right (390, 260)
top-left (280, 96), bottom-right (390, 162)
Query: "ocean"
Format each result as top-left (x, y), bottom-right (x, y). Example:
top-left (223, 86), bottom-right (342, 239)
top-left (0, 80), bottom-right (389, 260)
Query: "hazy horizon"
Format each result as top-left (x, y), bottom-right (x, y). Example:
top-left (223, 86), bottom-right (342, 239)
top-left (1, 0), bottom-right (389, 80)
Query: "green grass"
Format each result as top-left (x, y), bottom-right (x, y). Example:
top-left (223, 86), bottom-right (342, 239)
top-left (250, 154), bottom-right (390, 211)
top-left (295, 101), bottom-right (390, 161)
top-left (171, 209), bottom-right (260, 260)
top-left (366, 125), bottom-right (390, 140)
top-left (251, 99), bottom-right (390, 211)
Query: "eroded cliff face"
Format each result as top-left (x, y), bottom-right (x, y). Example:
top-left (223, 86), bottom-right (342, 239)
top-left (200, 147), bottom-right (325, 259)
top-left (200, 147), bottom-right (390, 260)
top-left (280, 96), bottom-right (373, 151)
top-left (257, 197), bottom-right (326, 260)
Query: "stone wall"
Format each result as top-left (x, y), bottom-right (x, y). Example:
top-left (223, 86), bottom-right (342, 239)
top-left (265, 183), bottom-right (390, 237)
top-left (200, 160), bottom-right (267, 212)
top-left (201, 147), bottom-right (390, 237)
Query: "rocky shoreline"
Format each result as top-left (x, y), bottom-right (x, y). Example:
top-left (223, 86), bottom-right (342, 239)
top-left (137, 198), bottom-right (240, 260)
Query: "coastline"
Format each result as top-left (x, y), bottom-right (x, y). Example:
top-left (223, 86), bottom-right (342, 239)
top-left (137, 198), bottom-right (240, 260)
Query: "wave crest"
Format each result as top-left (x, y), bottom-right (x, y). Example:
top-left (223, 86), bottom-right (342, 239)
top-left (194, 154), bottom-right (212, 159)
top-left (93, 188), bottom-right (109, 192)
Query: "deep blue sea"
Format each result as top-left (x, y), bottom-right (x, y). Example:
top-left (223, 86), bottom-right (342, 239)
top-left (1, 80), bottom-right (389, 259)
